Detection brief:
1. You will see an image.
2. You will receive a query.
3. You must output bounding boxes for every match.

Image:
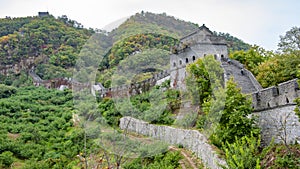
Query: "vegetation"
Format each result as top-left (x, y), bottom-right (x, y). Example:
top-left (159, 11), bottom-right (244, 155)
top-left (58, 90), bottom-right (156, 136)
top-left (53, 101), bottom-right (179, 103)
top-left (0, 17), bottom-right (34, 37)
top-left (221, 134), bottom-right (261, 169)
top-left (123, 151), bottom-right (182, 169)
top-left (0, 86), bottom-right (86, 168)
top-left (0, 85), bottom-right (184, 168)
top-left (230, 27), bottom-right (300, 88)
top-left (260, 144), bottom-right (300, 168)
top-left (97, 80), bottom-right (179, 127)
top-left (99, 47), bottom-right (172, 88)
top-left (215, 32), bottom-right (251, 51)
top-left (256, 50), bottom-right (300, 87)
top-left (109, 11), bottom-right (198, 42)
top-left (0, 84), bottom-right (17, 98)
top-left (99, 33), bottom-right (177, 71)
top-left (208, 78), bottom-right (260, 147)
top-left (186, 55), bottom-right (224, 105)
top-left (1, 12), bottom-right (300, 169)
top-left (278, 26), bottom-right (300, 53)
top-left (0, 15), bottom-right (92, 82)
top-left (229, 45), bottom-right (272, 76)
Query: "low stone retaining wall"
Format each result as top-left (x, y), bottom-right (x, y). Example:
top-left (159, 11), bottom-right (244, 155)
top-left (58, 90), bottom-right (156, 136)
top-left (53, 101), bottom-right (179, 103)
top-left (120, 116), bottom-right (226, 169)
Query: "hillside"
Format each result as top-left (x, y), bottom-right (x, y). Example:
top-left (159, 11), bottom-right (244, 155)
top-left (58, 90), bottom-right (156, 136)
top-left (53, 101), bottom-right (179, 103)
top-left (109, 12), bottom-right (198, 41)
top-left (0, 11), bottom-right (300, 169)
top-left (0, 15), bottom-right (93, 85)
top-left (109, 12), bottom-right (250, 50)
top-left (97, 12), bottom-right (251, 87)
top-left (0, 11), bottom-right (251, 87)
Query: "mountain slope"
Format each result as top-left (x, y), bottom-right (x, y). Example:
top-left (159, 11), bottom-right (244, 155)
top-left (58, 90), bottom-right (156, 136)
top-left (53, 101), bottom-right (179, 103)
top-left (109, 12), bottom-right (251, 51)
top-left (0, 11), bottom-right (251, 87)
top-left (109, 12), bottom-right (199, 42)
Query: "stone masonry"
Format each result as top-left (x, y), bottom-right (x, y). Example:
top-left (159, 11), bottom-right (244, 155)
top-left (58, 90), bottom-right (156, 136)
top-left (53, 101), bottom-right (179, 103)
top-left (120, 116), bottom-right (227, 169)
top-left (170, 24), bottom-right (228, 90)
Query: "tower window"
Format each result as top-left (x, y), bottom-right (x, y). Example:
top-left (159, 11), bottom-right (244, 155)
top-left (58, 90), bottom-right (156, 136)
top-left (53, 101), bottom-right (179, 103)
top-left (179, 60), bottom-right (182, 65)
top-left (192, 56), bottom-right (196, 61)
top-left (186, 58), bottom-right (189, 63)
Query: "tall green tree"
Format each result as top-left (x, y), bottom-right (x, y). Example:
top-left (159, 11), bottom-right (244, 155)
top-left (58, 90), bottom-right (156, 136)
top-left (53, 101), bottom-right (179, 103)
top-left (278, 26), bottom-right (300, 52)
top-left (186, 55), bottom-right (223, 105)
top-left (230, 45), bottom-right (272, 76)
top-left (209, 78), bottom-right (260, 148)
top-left (256, 51), bottom-right (300, 88)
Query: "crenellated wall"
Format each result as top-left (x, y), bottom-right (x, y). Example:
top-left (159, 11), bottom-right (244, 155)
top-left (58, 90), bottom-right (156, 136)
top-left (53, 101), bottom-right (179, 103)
top-left (252, 79), bottom-right (299, 111)
top-left (120, 116), bottom-right (227, 169)
top-left (250, 79), bottom-right (300, 144)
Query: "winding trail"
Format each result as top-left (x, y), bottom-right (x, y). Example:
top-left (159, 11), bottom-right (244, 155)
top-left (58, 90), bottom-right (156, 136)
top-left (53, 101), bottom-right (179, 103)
top-left (169, 146), bottom-right (203, 169)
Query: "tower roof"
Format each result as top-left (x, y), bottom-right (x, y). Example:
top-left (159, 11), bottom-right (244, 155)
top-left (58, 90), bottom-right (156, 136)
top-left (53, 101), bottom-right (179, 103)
top-left (180, 24), bottom-right (226, 45)
top-left (198, 24), bottom-right (213, 35)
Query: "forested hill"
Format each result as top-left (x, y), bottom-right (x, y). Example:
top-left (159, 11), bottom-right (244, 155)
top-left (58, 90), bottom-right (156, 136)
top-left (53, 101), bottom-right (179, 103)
top-left (0, 12), bottom-right (251, 86)
top-left (0, 15), bottom-right (95, 84)
top-left (109, 11), bottom-right (251, 50)
top-left (108, 12), bottom-right (198, 41)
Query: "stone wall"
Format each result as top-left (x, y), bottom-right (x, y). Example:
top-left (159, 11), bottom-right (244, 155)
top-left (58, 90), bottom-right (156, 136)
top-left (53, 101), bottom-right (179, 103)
top-left (254, 105), bottom-right (300, 145)
top-left (250, 79), bottom-right (300, 145)
top-left (252, 79), bottom-right (300, 111)
top-left (170, 44), bottom-right (228, 89)
top-left (99, 70), bottom-right (170, 98)
top-left (120, 117), bottom-right (227, 169)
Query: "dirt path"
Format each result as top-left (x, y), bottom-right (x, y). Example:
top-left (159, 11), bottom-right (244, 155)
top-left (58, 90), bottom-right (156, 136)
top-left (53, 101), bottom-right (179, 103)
top-left (169, 146), bottom-right (204, 169)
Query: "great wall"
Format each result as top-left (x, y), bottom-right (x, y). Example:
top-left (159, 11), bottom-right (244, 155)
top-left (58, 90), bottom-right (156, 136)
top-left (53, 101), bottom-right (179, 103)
top-left (119, 25), bottom-right (300, 168)
top-left (1, 24), bottom-right (300, 168)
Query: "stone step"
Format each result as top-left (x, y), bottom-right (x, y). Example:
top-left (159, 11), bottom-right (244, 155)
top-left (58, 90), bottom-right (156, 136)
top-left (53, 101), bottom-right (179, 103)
top-left (221, 61), bottom-right (257, 94)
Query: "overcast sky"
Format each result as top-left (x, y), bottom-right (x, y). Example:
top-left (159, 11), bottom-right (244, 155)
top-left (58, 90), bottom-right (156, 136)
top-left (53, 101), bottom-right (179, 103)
top-left (0, 0), bottom-right (299, 50)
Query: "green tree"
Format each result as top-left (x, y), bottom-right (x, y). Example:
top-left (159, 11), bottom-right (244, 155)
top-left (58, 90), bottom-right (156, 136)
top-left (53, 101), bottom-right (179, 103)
top-left (278, 26), bottom-right (300, 52)
top-left (230, 45), bottom-right (272, 76)
top-left (186, 55), bottom-right (223, 105)
top-left (209, 78), bottom-right (260, 147)
top-left (256, 51), bottom-right (300, 88)
top-left (0, 84), bottom-right (16, 98)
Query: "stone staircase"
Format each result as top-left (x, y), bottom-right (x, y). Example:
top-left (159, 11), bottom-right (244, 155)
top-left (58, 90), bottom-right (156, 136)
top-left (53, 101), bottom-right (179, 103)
top-left (221, 60), bottom-right (259, 94)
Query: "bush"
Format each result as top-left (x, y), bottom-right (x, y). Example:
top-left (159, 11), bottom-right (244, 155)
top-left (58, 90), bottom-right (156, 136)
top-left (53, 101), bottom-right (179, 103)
top-left (174, 112), bottom-right (198, 128)
top-left (0, 84), bottom-right (16, 98)
top-left (0, 151), bottom-right (14, 167)
top-left (221, 134), bottom-right (261, 169)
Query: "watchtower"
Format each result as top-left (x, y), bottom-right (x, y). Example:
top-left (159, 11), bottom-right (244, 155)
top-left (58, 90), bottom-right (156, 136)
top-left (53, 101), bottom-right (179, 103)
top-left (38, 12), bottom-right (49, 17)
top-left (170, 24), bottom-right (228, 89)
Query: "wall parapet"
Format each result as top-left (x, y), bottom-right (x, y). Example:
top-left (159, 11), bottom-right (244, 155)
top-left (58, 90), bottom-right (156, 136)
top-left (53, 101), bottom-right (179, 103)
top-left (120, 117), bottom-right (227, 169)
top-left (252, 79), bottom-right (300, 111)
